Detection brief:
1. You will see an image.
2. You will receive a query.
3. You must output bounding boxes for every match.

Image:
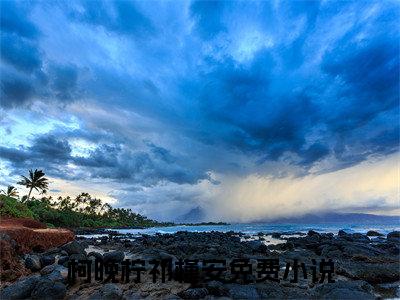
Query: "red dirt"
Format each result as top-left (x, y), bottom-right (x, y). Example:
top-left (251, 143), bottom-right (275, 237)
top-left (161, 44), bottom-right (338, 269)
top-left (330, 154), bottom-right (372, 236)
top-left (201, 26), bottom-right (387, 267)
top-left (0, 217), bottom-right (47, 229)
top-left (0, 217), bottom-right (75, 282)
top-left (0, 217), bottom-right (75, 253)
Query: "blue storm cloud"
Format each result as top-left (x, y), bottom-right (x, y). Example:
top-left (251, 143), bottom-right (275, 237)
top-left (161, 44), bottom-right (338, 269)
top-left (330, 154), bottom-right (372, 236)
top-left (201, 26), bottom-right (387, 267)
top-left (0, 0), bottom-right (398, 192)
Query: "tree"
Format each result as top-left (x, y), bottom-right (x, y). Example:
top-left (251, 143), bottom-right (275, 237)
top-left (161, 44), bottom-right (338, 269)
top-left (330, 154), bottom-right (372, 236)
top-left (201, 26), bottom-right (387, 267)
top-left (17, 169), bottom-right (49, 202)
top-left (0, 185), bottom-right (19, 198)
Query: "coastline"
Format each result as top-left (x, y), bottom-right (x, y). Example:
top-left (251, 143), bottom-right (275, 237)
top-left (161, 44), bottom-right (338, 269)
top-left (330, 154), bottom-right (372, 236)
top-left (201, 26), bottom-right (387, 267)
top-left (1, 222), bottom-right (399, 299)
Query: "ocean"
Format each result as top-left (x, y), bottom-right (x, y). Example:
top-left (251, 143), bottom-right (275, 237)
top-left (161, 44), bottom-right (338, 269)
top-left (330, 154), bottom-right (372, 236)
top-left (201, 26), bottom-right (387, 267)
top-left (114, 222), bottom-right (400, 236)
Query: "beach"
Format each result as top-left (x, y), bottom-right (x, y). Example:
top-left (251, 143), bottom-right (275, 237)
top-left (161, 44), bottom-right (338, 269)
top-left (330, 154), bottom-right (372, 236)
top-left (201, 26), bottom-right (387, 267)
top-left (1, 222), bottom-right (399, 299)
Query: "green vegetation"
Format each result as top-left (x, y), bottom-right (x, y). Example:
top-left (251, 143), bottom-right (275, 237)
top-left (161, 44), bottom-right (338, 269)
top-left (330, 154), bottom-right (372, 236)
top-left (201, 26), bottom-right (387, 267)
top-left (0, 195), bottom-right (36, 219)
top-left (0, 194), bottom-right (172, 228)
top-left (0, 169), bottom-right (173, 228)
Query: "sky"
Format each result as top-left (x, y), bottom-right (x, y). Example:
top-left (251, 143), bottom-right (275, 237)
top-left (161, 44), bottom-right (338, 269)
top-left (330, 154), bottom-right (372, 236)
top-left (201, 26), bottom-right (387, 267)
top-left (0, 0), bottom-right (399, 222)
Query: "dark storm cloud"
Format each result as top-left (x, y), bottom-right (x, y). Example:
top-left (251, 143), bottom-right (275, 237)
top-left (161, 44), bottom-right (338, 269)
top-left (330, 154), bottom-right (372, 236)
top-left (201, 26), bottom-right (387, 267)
top-left (0, 134), bottom-right (71, 165)
top-left (321, 36), bottom-right (399, 132)
top-left (0, 71), bottom-right (35, 108)
top-left (0, 1), bottom-right (81, 108)
top-left (1, 33), bottom-right (42, 73)
top-left (182, 1), bottom-right (399, 172)
top-left (0, 1), bottom-right (39, 39)
top-left (0, 0), bottom-right (399, 187)
top-left (72, 143), bottom-right (210, 185)
top-left (69, 0), bottom-right (155, 38)
top-left (189, 52), bottom-right (322, 167)
top-left (48, 64), bottom-right (79, 101)
top-left (0, 62), bottom-right (80, 108)
top-left (190, 0), bottom-right (227, 40)
top-left (0, 130), bottom-right (210, 186)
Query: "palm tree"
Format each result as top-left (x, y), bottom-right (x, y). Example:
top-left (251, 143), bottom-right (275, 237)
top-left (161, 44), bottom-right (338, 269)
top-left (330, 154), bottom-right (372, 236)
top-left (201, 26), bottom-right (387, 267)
top-left (17, 169), bottom-right (49, 202)
top-left (0, 186), bottom-right (19, 198)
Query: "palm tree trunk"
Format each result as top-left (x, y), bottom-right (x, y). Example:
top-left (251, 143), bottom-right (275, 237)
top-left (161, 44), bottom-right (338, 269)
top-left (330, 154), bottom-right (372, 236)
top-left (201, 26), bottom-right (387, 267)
top-left (27, 187), bottom-right (33, 202)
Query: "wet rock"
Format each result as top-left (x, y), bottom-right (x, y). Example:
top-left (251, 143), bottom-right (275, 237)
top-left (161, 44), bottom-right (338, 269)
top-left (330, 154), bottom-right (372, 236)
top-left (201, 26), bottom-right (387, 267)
top-left (69, 253), bottom-right (87, 261)
top-left (40, 264), bottom-right (58, 275)
top-left (42, 265), bottom-right (68, 283)
top-left (90, 283), bottom-right (123, 300)
top-left (313, 280), bottom-right (375, 299)
top-left (79, 240), bottom-right (89, 249)
top-left (387, 231), bottom-right (400, 242)
top-left (337, 260), bottom-right (400, 283)
top-left (366, 230), bottom-right (383, 237)
top-left (340, 242), bottom-right (386, 258)
top-left (308, 230), bottom-right (319, 236)
top-left (41, 255), bottom-right (56, 267)
top-left (244, 240), bottom-right (266, 252)
top-left (271, 233), bottom-right (281, 239)
top-left (103, 250), bottom-right (125, 263)
top-left (134, 248), bottom-right (176, 262)
top-left (0, 274), bottom-right (40, 299)
top-left (351, 233), bottom-right (370, 243)
top-left (227, 284), bottom-right (260, 299)
top-left (31, 278), bottom-right (66, 300)
top-left (87, 251), bottom-right (103, 260)
top-left (25, 254), bottom-right (42, 271)
top-left (57, 256), bottom-right (69, 266)
top-left (178, 288), bottom-right (208, 299)
top-left (123, 291), bottom-right (143, 300)
top-left (320, 244), bottom-right (342, 258)
top-left (205, 281), bottom-right (229, 296)
top-left (256, 281), bottom-right (285, 299)
top-left (61, 240), bottom-right (84, 255)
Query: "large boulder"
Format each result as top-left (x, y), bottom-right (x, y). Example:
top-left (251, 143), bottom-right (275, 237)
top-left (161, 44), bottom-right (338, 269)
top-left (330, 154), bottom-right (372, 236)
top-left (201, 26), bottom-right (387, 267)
top-left (25, 254), bottom-right (42, 271)
top-left (227, 284), bottom-right (261, 299)
top-left (40, 255), bottom-right (56, 267)
top-left (313, 280), bottom-right (375, 299)
top-left (57, 256), bottom-right (69, 266)
top-left (178, 288), bottom-right (208, 299)
top-left (366, 230), bottom-right (383, 237)
top-left (41, 265), bottom-right (68, 283)
top-left (87, 251), bottom-right (103, 260)
top-left (0, 274), bottom-right (40, 299)
top-left (337, 260), bottom-right (400, 283)
top-left (90, 283), bottom-right (123, 300)
top-left (244, 240), bottom-right (267, 252)
top-left (31, 278), bottom-right (66, 300)
top-left (103, 251), bottom-right (125, 263)
top-left (205, 281), bottom-right (229, 297)
top-left (308, 230), bottom-right (320, 236)
top-left (387, 231), bottom-right (400, 242)
top-left (351, 233), bottom-right (370, 243)
top-left (60, 240), bottom-right (85, 255)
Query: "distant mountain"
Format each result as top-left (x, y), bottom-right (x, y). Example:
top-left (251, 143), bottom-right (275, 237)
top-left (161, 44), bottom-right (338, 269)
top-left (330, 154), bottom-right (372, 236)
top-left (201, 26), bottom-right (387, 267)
top-left (260, 212), bottom-right (399, 224)
top-left (175, 206), bottom-right (205, 223)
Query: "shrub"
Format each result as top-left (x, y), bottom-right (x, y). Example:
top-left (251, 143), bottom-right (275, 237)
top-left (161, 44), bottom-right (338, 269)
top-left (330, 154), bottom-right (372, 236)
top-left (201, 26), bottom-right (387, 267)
top-left (0, 195), bottom-right (36, 219)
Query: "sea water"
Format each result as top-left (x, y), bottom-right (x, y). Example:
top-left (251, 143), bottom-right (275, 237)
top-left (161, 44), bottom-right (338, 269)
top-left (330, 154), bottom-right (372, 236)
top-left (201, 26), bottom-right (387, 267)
top-left (114, 222), bottom-right (400, 236)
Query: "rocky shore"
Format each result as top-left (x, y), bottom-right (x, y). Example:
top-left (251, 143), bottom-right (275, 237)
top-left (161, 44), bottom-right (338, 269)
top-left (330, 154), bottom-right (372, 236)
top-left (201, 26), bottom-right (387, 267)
top-left (1, 229), bottom-right (399, 299)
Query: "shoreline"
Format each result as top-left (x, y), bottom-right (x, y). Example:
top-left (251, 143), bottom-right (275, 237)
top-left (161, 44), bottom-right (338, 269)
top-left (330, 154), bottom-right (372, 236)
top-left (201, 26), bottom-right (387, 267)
top-left (1, 225), bottom-right (399, 299)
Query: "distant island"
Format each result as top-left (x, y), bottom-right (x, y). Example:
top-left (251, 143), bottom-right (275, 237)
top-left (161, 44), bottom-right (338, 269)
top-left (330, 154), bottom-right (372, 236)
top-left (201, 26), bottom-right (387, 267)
top-left (177, 221), bottom-right (230, 226)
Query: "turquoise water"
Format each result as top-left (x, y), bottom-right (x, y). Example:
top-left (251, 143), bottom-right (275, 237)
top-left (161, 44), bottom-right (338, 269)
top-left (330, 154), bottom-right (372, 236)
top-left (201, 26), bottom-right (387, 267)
top-left (115, 222), bottom-right (400, 236)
